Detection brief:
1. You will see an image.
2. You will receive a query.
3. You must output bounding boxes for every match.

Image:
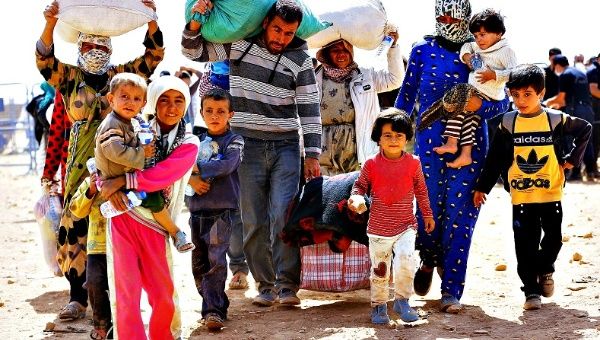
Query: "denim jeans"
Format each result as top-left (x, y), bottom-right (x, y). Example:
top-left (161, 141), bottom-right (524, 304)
top-left (227, 209), bottom-right (248, 275)
top-left (86, 254), bottom-right (111, 331)
top-left (239, 137), bottom-right (301, 292)
top-left (189, 209), bottom-right (232, 319)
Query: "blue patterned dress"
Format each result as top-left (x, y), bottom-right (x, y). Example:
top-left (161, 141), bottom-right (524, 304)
top-left (395, 36), bottom-right (509, 300)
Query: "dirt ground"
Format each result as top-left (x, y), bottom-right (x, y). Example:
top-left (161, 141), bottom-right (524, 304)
top-left (1, 153), bottom-right (599, 340)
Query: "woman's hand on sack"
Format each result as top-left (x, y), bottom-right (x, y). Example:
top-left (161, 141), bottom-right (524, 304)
top-left (99, 176), bottom-right (126, 201)
top-left (142, 0), bottom-right (156, 12)
top-left (43, 1), bottom-right (59, 25)
top-left (192, 0), bottom-right (213, 15)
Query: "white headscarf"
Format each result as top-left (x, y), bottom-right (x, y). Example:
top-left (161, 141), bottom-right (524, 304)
top-left (143, 75), bottom-right (191, 119)
top-left (434, 0), bottom-right (472, 44)
top-left (77, 33), bottom-right (112, 75)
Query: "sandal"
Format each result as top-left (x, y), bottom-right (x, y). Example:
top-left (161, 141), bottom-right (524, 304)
top-left (228, 272), bottom-right (249, 290)
top-left (173, 231), bottom-right (196, 253)
top-left (58, 301), bottom-right (86, 320)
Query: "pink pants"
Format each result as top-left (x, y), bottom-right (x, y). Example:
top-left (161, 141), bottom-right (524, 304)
top-left (106, 213), bottom-right (181, 340)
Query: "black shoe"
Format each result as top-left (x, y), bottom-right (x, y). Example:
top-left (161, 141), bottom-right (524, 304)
top-left (414, 266), bottom-right (434, 296)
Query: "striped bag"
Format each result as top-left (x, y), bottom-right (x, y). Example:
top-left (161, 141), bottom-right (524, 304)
top-left (300, 241), bottom-right (370, 292)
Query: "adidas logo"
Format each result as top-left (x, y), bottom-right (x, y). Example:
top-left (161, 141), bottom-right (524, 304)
top-left (516, 149), bottom-right (548, 174)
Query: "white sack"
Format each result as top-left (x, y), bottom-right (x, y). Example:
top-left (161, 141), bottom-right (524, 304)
top-left (57, 0), bottom-right (157, 37)
top-left (306, 0), bottom-right (389, 50)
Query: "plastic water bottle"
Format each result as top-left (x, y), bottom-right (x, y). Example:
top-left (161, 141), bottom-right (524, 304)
top-left (138, 122), bottom-right (156, 168)
top-left (138, 122), bottom-right (154, 145)
top-left (86, 158), bottom-right (97, 174)
top-left (375, 35), bottom-right (394, 56)
top-left (197, 136), bottom-right (213, 162)
top-left (471, 53), bottom-right (483, 70)
top-left (185, 136), bottom-right (214, 196)
top-left (100, 191), bottom-right (147, 218)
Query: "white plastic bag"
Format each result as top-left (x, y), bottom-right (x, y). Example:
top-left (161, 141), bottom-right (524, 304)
top-left (306, 0), bottom-right (389, 50)
top-left (56, 0), bottom-right (157, 37)
top-left (33, 189), bottom-right (63, 277)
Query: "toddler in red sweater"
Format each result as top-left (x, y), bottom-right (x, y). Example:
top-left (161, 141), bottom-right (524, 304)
top-left (348, 108), bottom-right (435, 324)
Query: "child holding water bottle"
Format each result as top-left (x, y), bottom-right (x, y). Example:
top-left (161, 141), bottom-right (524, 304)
top-left (429, 9), bottom-right (517, 168)
top-left (94, 73), bottom-right (195, 252)
top-left (185, 88), bottom-right (244, 331)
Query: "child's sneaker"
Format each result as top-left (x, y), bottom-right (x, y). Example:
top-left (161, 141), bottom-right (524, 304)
top-left (523, 294), bottom-right (542, 310)
top-left (393, 298), bottom-right (419, 323)
top-left (539, 273), bottom-right (554, 297)
top-left (205, 313), bottom-right (224, 331)
top-left (371, 304), bottom-right (390, 324)
top-left (173, 231), bottom-right (195, 253)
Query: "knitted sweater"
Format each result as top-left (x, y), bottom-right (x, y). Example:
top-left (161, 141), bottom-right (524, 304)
top-left (460, 38), bottom-right (518, 100)
top-left (181, 29), bottom-right (321, 158)
top-left (351, 152), bottom-right (433, 237)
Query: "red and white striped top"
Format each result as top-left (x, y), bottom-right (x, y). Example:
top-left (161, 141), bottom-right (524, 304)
top-left (351, 152), bottom-right (433, 237)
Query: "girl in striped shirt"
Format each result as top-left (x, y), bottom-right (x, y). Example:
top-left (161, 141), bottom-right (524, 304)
top-left (348, 108), bottom-right (435, 324)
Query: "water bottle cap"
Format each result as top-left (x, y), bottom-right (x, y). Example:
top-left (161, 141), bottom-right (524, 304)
top-left (137, 191), bottom-right (147, 199)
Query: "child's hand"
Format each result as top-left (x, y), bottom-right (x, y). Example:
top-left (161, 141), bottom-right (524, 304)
top-left (423, 217), bottom-right (435, 233)
top-left (88, 172), bottom-right (98, 196)
top-left (462, 53), bottom-right (472, 67)
top-left (188, 175), bottom-right (211, 196)
top-left (143, 142), bottom-right (155, 158)
top-left (348, 195), bottom-right (368, 214)
top-left (473, 191), bottom-right (486, 208)
top-left (562, 162), bottom-right (574, 170)
top-left (475, 67), bottom-right (496, 84)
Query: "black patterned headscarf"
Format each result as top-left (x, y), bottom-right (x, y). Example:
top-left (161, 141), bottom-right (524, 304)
top-left (434, 0), bottom-right (472, 44)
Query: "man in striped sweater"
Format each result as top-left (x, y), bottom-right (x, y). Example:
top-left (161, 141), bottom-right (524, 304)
top-left (181, 0), bottom-right (321, 307)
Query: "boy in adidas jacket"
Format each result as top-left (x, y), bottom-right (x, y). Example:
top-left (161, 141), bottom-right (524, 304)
top-left (474, 64), bottom-right (591, 311)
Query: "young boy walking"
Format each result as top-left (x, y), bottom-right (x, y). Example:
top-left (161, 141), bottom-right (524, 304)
top-left (348, 108), bottom-right (435, 324)
top-left (186, 88), bottom-right (244, 331)
top-left (94, 73), bottom-right (194, 252)
top-left (474, 64), bottom-right (591, 310)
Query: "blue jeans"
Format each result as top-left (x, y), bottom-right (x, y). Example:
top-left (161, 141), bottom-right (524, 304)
top-left (227, 208), bottom-right (248, 275)
top-left (189, 209), bottom-right (232, 319)
top-left (239, 137), bottom-right (301, 292)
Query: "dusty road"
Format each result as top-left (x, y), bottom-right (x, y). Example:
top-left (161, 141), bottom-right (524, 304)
top-left (1, 153), bottom-right (599, 339)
